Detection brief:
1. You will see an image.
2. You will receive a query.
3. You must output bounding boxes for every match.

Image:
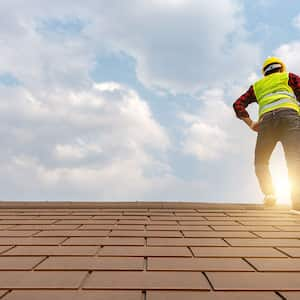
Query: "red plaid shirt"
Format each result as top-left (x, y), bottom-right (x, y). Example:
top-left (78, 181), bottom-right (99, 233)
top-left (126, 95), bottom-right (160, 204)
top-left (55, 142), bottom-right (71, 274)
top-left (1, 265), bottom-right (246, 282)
top-left (233, 72), bottom-right (300, 118)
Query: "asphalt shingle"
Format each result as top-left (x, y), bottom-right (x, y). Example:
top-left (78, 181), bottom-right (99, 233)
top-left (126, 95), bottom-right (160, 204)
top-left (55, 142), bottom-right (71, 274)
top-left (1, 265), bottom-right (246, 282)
top-left (0, 202), bottom-right (299, 298)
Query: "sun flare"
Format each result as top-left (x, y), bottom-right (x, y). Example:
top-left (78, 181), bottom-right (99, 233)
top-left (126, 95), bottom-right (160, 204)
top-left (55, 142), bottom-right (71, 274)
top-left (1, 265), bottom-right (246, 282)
top-left (273, 174), bottom-right (291, 204)
top-left (270, 147), bottom-right (291, 205)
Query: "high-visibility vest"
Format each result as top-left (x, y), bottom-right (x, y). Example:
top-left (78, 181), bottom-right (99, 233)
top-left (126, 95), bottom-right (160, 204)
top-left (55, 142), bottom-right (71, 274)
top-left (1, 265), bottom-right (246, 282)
top-left (253, 72), bottom-right (300, 118)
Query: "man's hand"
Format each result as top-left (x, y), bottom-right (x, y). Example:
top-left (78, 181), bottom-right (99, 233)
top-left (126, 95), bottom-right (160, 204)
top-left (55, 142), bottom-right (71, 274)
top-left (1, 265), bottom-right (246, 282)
top-left (249, 121), bottom-right (259, 132)
top-left (241, 117), bottom-right (259, 132)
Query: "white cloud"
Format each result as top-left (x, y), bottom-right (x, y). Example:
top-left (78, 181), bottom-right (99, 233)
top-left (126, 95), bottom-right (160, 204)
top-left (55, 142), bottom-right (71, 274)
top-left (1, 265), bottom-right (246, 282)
top-left (84, 0), bottom-right (260, 93)
top-left (1, 152), bottom-right (211, 201)
top-left (183, 122), bottom-right (230, 160)
top-left (274, 41), bottom-right (300, 74)
top-left (178, 85), bottom-right (263, 203)
top-left (181, 94), bottom-right (234, 160)
top-left (0, 0), bottom-right (264, 202)
top-left (54, 139), bottom-right (103, 161)
top-left (0, 81), bottom-right (173, 200)
top-left (0, 2), bottom-right (180, 201)
top-left (0, 3), bottom-right (94, 93)
top-left (0, 1), bottom-right (260, 95)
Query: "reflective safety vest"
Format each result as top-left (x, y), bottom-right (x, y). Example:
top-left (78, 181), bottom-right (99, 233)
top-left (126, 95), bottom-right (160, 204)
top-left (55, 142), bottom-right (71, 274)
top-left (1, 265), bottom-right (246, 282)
top-left (253, 72), bottom-right (300, 118)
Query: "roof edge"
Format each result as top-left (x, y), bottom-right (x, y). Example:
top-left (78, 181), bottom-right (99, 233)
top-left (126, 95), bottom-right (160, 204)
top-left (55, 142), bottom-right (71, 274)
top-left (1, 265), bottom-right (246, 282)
top-left (0, 201), bottom-right (290, 210)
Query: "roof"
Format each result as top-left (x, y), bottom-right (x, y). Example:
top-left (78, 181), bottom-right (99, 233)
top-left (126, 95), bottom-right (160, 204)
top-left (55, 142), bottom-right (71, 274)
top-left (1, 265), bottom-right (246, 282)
top-left (0, 201), bottom-right (299, 299)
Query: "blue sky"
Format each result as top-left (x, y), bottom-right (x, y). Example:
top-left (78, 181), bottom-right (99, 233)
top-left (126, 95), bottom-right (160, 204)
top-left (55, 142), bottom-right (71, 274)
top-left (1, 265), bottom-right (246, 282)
top-left (1, 0), bottom-right (300, 203)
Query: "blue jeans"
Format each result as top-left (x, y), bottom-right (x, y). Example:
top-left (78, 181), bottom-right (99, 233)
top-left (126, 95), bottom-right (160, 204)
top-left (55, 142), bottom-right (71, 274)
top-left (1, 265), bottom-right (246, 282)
top-left (255, 108), bottom-right (300, 208)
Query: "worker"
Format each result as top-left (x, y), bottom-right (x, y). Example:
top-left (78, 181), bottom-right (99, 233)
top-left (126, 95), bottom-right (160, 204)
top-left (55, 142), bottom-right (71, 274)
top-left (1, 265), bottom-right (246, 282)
top-left (233, 57), bottom-right (300, 210)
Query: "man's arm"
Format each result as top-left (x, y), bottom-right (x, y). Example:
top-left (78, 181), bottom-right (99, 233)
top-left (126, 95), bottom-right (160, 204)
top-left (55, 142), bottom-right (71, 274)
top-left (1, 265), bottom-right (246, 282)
top-left (241, 117), bottom-right (259, 132)
top-left (233, 85), bottom-right (258, 132)
top-left (289, 72), bottom-right (300, 102)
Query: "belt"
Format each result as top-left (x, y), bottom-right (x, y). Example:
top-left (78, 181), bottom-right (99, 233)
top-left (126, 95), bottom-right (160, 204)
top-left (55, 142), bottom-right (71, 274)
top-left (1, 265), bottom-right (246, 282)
top-left (260, 107), bottom-right (298, 121)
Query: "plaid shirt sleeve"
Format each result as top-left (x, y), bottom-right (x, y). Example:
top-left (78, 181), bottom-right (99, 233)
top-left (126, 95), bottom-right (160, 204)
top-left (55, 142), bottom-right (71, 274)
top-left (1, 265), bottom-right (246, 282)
top-left (233, 85), bottom-right (257, 119)
top-left (288, 72), bottom-right (300, 101)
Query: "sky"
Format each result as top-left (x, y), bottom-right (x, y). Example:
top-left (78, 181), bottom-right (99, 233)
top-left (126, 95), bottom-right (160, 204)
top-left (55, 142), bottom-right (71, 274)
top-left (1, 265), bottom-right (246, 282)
top-left (1, 0), bottom-right (300, 203)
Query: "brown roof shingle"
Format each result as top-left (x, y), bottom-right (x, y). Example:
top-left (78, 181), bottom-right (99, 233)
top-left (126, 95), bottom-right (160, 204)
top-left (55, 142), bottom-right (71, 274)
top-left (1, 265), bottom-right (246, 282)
top-left (0, 201), bottom-right (298, 299)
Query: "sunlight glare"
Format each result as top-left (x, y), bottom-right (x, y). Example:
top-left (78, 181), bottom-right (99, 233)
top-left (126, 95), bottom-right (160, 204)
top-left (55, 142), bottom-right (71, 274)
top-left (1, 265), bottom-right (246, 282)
top-left (272, 173), bottom-right (291, 204)
top-left (270, 146), bottom-right (291, 205)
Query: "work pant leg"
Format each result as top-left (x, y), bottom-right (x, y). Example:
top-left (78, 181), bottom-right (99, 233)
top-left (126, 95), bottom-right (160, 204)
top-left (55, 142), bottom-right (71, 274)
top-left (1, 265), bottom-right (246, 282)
top-left (254, 117), bottom-right (277, 196)
top-left (280, 111), bottom-right (300, 208)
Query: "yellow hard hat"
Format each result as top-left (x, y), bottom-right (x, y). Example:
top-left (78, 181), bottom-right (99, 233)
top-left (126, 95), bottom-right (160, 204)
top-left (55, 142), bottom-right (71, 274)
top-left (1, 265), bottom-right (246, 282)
top-left (262, 57), bottom-right (286, 75)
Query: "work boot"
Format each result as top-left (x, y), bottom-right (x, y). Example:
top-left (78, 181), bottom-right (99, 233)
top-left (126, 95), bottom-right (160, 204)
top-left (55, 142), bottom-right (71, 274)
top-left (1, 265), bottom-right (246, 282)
top-left (264, 195), bottom-right (276, 207)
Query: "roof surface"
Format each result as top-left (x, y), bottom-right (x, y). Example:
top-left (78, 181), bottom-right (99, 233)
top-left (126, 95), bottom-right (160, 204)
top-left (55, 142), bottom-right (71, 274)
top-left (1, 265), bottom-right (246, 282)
top-left (0, 202), bottom-right (299, 299)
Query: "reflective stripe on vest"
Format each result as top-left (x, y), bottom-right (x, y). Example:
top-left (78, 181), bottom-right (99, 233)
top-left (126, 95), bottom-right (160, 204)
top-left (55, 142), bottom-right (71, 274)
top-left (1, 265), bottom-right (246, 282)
top-left (259, 97), bottom-right (299, 113)
top-left (260, 91), bottom-right (296, 100)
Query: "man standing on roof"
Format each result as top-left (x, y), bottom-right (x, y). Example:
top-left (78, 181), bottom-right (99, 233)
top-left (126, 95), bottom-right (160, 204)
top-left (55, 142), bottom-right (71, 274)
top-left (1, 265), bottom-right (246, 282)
top-left (233, 57), bottom-right (300, 210)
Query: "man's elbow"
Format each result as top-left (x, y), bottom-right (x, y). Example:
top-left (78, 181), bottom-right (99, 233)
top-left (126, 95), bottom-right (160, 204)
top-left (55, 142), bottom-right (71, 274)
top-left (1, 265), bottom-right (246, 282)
top-left (232, 102), bottom-right (240, 118)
